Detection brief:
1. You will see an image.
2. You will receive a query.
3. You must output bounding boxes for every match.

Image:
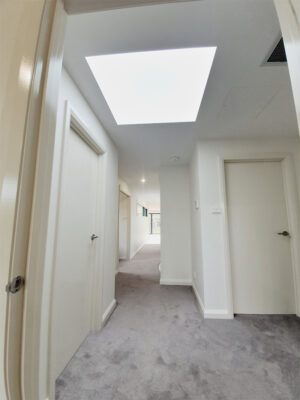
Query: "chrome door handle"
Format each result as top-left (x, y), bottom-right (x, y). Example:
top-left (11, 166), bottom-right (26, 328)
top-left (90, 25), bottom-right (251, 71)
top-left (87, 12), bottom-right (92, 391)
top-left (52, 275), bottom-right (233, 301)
top-left (91, 234), bottom-right (99, 241)
top-left (277, 230), bottom-right (290, 237)
top-left (6, 275), bottom-right (25, 293)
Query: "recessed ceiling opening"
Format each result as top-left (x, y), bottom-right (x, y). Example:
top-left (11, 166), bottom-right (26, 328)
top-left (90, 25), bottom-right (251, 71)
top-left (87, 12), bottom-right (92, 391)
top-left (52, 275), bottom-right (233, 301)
top-left (86, 47), bottom-right (217, 125)
top-left (267, 37), bottom-right (287, 63)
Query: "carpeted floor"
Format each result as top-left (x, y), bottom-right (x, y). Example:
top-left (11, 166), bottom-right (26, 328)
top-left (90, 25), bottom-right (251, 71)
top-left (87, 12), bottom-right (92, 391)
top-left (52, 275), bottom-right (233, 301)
top-left (56, 244), bottom-right (300, 400)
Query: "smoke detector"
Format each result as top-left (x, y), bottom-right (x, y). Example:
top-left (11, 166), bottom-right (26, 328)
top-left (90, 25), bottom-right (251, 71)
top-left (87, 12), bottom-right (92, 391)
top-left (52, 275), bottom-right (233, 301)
top-left (168, 155), bottom-right (180, 163)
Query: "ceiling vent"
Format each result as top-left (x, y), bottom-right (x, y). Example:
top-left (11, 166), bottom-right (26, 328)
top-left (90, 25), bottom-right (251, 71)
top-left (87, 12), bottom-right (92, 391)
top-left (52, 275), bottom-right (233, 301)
top-left (267, 38), bottom-right (287, 63)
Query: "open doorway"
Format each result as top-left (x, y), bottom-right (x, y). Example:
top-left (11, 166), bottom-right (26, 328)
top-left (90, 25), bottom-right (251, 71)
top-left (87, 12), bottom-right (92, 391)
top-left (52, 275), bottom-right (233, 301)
top-left (116, 182), bottom-right (161, 294)
top-left (150, 213), bottom-right (160, 235)
top-left (119, 191), bottom-right (130, 260)
top-left (146, 212), bottom-right (161, 244)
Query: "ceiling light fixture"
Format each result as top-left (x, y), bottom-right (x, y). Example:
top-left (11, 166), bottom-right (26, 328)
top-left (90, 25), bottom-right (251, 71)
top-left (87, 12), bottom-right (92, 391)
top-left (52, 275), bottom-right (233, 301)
top-left (86, 47), bottom-right (216, 125)
top-left (141, 178), bottom-right (146, 183)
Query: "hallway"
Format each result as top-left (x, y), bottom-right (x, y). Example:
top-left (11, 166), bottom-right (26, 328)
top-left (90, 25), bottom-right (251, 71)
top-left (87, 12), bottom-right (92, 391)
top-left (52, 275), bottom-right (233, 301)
top-left (56, 245), bottom-right (300, 400)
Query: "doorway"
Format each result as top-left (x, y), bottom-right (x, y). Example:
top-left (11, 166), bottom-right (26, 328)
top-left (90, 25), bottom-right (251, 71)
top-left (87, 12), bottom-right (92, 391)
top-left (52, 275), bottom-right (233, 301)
top-left (225, 160), bottom-right (295, 314)
top-left (150, 213), bottom-right (161, 235)
top-left (119, 191), bottom-right (130, 260)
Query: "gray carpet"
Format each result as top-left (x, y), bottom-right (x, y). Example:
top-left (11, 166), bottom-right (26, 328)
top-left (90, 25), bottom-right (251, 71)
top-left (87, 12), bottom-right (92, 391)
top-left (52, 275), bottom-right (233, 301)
top-left (56, 244), bottom-right (300, 400)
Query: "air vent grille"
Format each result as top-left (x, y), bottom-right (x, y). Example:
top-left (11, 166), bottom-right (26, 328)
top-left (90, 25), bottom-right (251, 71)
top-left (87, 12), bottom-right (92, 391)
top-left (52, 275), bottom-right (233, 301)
top-left (267, 38), bottom-right (287, 63)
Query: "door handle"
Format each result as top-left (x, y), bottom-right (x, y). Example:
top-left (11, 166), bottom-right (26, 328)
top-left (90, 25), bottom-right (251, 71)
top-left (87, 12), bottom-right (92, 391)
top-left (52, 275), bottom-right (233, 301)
top-left (6, 275), bottom-right (25, 293)
top-left (91, 234), bottom-right (99, 241)
top-left (277, 230), bottom-right (290, 237)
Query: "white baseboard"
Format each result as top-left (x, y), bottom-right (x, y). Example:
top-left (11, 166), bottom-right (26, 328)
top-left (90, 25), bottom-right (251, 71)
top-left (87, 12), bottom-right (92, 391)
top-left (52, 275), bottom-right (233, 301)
top-left (192, 282), bottom-right (233, 320)
top-left (160, 278), bottom-right (192, 286)
top-left (204, 309), bottom-right (234, 319)
top-left (102, 299), bottom-right (117, 325)
top-left (192, 282), bottom-right (205, 315)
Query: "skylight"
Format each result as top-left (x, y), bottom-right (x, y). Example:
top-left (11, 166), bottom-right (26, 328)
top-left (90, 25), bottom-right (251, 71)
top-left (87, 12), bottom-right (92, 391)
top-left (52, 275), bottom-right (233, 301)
top-left (86, 47), bottom-right (216, 125)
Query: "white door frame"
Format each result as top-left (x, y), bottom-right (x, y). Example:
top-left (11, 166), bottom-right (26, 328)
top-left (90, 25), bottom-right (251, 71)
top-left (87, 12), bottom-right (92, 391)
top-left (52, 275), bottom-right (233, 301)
top-left (219, 153), bottom-right (300, 319)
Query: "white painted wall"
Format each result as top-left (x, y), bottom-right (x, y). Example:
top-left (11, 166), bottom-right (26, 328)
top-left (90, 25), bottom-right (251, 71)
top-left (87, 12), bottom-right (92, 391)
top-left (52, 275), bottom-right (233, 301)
top-left (189, 150), bottom-right (205, 302)
top-left (189, 138), bottom-right (300, 317)
top-left (50, 68), bottom-right (118, 382)
top-left (160, 166), bottom-right (192, 285)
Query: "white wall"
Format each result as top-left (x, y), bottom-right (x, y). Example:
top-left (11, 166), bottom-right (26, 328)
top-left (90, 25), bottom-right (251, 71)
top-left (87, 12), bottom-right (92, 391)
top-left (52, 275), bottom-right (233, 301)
top-left (189, 138), bottom-right (300, 318)
top-left (50, 68), bottom-right (118, 382)
top-left (160, 166), bottom-right (192, 285)
top-left (189, 150), bottom-right (205, 302)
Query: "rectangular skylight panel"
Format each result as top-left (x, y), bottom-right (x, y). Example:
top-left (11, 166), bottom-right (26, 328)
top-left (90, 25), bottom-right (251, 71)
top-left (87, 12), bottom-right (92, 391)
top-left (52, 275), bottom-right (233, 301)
top-left (86, 47), bottom-right (216, 125)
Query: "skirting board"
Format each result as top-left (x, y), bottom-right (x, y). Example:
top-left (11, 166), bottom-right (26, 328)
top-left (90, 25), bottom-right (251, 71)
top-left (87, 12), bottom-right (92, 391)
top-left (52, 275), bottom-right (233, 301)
top-left (160, 278), bottom-right (192, 286)
top-left (192, 283), bottom-right (233, 320)
top-left (102, 298), bottom-right (117, 326)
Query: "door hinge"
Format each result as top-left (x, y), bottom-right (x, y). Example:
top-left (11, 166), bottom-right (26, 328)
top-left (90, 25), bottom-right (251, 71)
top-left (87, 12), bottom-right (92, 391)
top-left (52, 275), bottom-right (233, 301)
top-left (6, 276), bottom-right (25, 294)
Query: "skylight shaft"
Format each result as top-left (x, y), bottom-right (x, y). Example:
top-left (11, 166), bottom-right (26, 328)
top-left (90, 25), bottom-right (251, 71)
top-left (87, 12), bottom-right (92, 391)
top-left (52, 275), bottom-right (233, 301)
top-left (86, 47), bottom-right (216, 125)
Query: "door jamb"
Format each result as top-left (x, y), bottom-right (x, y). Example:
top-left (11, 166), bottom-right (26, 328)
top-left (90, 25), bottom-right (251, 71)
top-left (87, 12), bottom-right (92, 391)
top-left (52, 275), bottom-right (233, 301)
top-left (218, 153), bottom-right (300, 318)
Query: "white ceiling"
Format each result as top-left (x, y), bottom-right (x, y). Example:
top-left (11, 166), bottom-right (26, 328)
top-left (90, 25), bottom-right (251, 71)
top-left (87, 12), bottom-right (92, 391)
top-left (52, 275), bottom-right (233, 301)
top-left (63, 0), bottom-right (298, 208)
top-left (64, 0), bottom-right (199, 14)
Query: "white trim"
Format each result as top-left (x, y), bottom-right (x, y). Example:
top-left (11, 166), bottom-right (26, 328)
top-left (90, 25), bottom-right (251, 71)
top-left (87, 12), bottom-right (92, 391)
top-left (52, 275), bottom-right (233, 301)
top-left (219, 153), bottom-right (300, 317)
top-left (192, 282), bottom-right (205, 315)
top-left (160, 278), bottom-right (192, 286)
top-left (102, 299), bottom-right (117, 326)
top-left (203, 310), bottom-right (234, 320)
top-left (192, 283), bottom-right (233, 319)
top-left (70, 109), bottom-right (104, 155)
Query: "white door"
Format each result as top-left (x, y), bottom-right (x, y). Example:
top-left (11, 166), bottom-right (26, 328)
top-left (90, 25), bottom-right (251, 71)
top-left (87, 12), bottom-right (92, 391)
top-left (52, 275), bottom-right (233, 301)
top-left (225, 161), bottom-right (295, 314)
top-left (51, 126), bottom-right (100, 378)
